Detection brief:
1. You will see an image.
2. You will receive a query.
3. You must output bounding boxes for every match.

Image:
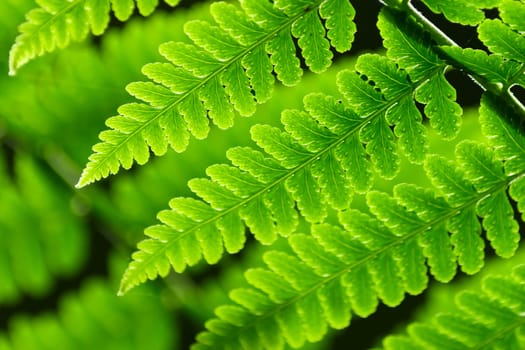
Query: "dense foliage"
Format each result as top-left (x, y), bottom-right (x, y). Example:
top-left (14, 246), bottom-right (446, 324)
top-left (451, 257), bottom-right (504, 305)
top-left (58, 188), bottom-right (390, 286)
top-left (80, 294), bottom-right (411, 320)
top-left (1, 0), bottom-right (524, 349)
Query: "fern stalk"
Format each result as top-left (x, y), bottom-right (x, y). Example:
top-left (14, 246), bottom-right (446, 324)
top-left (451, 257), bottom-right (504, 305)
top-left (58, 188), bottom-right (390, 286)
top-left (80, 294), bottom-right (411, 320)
top-left (395, 3), bottom-right (525, 118)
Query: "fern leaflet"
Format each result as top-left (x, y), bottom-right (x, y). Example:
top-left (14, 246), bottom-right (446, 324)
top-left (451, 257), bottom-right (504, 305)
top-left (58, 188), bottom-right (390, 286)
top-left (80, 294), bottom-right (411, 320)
top-left (500, 0), bottom-right (525, 33)
top-left (76, 0), bottom-right (357, 188)
top-left (418, 0), bottom-right (499, 26)
top-left (478, 18), bottom-right (525, 63)
top-left (8, 0), bottom-right (181, 75)
top-left (378, 8), bottom-right (463, 139)
top-left (0, 279), bottom-right (175, 349)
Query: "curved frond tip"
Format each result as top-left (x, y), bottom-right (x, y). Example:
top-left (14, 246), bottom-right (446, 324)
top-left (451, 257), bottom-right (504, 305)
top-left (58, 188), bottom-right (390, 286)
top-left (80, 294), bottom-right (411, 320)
top-left (76, 0), bottom-right (358, 188)
top-left (8, 0), bottom-right (181, 75)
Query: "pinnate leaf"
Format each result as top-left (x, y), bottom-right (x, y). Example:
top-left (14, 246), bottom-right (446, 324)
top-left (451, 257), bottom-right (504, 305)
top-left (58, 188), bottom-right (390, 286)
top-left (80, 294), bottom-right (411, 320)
top-left (78, 0), bottom-right (358, 187)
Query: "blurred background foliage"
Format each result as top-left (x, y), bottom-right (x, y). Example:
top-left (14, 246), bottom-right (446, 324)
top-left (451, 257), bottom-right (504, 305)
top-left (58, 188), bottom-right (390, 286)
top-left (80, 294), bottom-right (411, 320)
top-left (0, 0), bottom-right (507, 349)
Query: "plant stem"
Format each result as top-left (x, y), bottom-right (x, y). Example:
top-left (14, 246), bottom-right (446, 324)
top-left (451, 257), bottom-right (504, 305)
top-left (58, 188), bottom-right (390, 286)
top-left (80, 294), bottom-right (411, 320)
top-left (395, 1), bottom-right (525, 124)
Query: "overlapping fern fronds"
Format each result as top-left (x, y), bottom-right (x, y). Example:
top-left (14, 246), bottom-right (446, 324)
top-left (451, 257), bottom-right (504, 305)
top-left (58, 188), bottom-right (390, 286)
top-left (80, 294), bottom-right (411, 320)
top-left (192, 93), bottom-right (525, 349)
top-left (8, 0), bottom-right (181, 75)
top-left (4, 0), bottom-right (525, 349)
top-left (76, 0), bottom-right (357, 188)
top-left (0, 278), bottom-right (175, 350)
top-left (0, 151), bottom-right (87, 304)
top-left (438, 0), bottom-right (525, 94)
top-left (380, 264), bottom-right (525, 349)
top-left (117, 7), bottom-right (463, 295)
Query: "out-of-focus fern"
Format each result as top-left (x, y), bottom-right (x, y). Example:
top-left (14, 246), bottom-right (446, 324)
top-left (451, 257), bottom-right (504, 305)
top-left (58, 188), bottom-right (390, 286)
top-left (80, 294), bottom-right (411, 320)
top-left (8, 0), bottom-right (181, 75)
top-left (0, 277), bottom-right (176, 350)
top-left (0, 151), bottom-right (86, 304)
top-left (76, 0), bottom-right (358, 187)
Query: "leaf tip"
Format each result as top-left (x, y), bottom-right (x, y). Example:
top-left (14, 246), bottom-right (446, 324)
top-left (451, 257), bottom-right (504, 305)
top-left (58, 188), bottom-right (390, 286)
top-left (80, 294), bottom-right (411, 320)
top-left (8, 51), bottom-right (20, 76)
top-left (118, 276), bottom-right (133, 296)
top-left (75, 172), bottom-right (92, 189)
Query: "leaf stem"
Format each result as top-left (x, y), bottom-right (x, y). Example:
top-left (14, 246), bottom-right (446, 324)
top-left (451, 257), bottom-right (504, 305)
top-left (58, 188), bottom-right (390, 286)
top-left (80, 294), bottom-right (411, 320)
top-left (394, 1), bottom-right (525, 124)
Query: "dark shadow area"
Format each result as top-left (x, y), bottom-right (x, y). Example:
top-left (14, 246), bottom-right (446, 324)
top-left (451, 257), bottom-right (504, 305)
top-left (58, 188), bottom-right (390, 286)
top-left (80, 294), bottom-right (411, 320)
top-left (329, 293), bottom-right (427, 349)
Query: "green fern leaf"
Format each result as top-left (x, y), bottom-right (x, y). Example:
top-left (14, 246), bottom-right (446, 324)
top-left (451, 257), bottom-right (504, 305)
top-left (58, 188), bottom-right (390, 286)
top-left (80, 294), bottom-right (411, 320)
top-left (8, 0), bottom-right (181, 75)
top-left (337, 67), bottom-right (399, 178)
top-left (193, 106), bottom-right (525, 346)
top-left (291, 9), bottom-right (333, 74)
top-left (77, 0), bottom-right (358, 188)
top-left (303, 94), bottom-right (372, 192)
top-left (481, 93), bottom-right (525, 226)
top-left (194, 155), bottom-right (524, 349)
top-left (478, 18), bottom-right (525, 63)
top-left (394, 184), bottom-right (457, 282)
top-left (366, 191), bottom-right (429, 295)
top-left (0, 279), bottom-right (175, 350)
top-left (378, 8), bottom-right (463, 139)
top-left (355, 54), bottom-right (427, 163)
top-left (425, 154), bottom-right (486, 274)
top-left (457, 141), bottom-right (519, 257)
top-left (480, 94), bottom-right (525, 176)
top-left (380, 265), bottom-right (525, 350)
top-left (114, 90), bottom-right (383, 293)
top-left (319, 0), bottom-right (356, 53)
top-left (119, 45), bottom-right (472, 294)
top-left (0, 152), bottom-right (86, 304)
top-left (419, 0), bottom-right (499, 26)
top-left (440, 47), bottom-right (524, 87)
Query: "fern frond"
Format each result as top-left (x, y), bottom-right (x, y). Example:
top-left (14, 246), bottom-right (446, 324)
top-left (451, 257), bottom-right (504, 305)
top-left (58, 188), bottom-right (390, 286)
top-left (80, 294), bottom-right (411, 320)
top-left (0, 279), bottom-right (175, 350)
top-left (0, 152), bottom-right (86, 304)
top-left (76, 0), bottom-right (357, 188)
top-left (192, 94), bottom-right (525, 349)
top-left (418, 0), bottom-right (499, 25)
top-left (378, 8), bottom-right (463, 140)
top-left (8, 0), bottom-right (181, 75)
top-left (380, 264), bottom-right (525, 350)
top-left (117, 43), bottom-right (469, 294)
